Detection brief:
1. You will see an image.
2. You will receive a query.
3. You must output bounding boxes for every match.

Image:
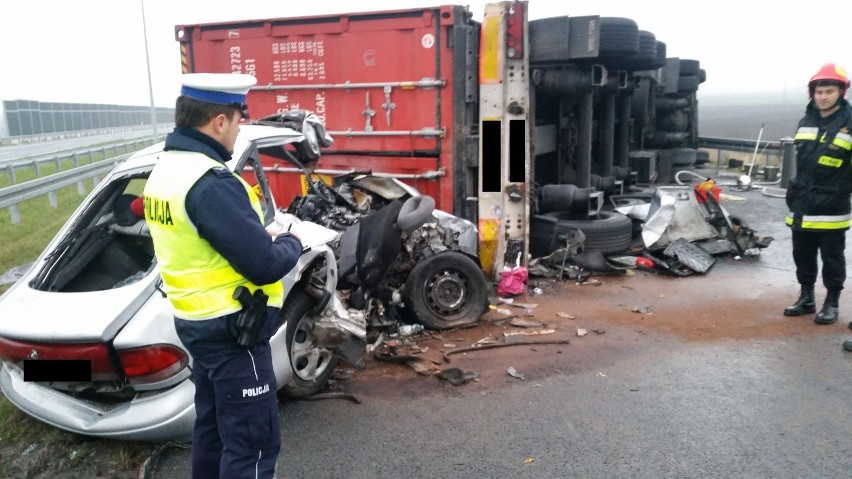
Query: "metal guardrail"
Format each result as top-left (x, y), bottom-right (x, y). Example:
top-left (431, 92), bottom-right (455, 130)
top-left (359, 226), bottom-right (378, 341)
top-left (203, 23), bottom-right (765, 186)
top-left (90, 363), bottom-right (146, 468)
top-left (698, 136), bottom-right (784, 155)
top-left (698, 136), bottom-right (796, 188)
top-left (2, 137), bottom-right (162, 185)
top-left (0, 154), bottom-right (130, 224)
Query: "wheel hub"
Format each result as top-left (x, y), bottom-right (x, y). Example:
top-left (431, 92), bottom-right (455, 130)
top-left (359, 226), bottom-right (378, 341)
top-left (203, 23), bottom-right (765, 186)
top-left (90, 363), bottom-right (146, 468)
top-left (426, 270), bottom-right (467, 314)
top-left (291, 322), bottom-right (332, 381)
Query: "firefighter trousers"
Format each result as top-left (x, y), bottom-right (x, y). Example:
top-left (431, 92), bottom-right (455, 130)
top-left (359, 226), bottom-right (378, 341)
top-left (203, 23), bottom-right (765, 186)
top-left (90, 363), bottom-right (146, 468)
top-left (791, 229), bottom-right (847, 291)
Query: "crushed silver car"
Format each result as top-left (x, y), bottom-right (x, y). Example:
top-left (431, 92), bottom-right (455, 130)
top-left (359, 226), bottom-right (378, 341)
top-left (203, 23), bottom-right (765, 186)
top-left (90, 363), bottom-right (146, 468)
top-left (0, 118), bottom-right (367, 441)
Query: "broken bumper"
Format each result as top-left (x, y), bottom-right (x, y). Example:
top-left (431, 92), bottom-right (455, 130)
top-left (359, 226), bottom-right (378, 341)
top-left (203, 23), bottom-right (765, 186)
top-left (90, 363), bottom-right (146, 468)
top-left (0, 361), bottom-right (194, 442)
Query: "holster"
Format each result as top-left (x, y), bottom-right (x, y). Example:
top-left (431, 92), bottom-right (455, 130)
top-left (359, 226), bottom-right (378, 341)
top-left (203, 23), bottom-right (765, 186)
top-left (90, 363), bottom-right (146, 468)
top-left (232, 286), bottom-right (269, 348)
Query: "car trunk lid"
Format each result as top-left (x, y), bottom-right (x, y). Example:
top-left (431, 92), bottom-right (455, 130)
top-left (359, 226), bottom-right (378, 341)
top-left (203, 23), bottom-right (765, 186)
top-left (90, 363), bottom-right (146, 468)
top-left (0, 272), bottom-right (157, 342)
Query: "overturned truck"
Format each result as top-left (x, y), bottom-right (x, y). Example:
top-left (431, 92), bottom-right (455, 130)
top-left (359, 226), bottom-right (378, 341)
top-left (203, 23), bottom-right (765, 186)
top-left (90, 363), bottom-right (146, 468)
top-left (176, 1), bottom-right (709, 277)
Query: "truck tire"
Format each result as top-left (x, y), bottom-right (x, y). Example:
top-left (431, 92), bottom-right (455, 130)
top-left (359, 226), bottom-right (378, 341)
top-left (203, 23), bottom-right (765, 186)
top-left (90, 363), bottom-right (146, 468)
top-left (403, 252), bottom-right (488, 330)
top-left (648, 41), bottom-right (667, 70)
top-left (598, 17), bottom-right (639, 61)
top-left (679, 59), bottom-right (701, 75)
top-left (531, 211), bottom-right (634, 257)
top-left (677, 75), bottom-right (700, 93)
top-left (621, 30), bottom-right (657, 71)
top-left (636, 31), bottom-right (657, 60)
top-left (280, 288), bottom-right (338, 398)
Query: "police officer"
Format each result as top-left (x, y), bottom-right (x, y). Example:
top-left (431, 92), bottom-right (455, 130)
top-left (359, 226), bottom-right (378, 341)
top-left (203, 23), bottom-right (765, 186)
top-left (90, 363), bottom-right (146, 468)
top-left (143, 73), bottom-right (303, 478)
top-left (784, 63), bottom-right (852, 347)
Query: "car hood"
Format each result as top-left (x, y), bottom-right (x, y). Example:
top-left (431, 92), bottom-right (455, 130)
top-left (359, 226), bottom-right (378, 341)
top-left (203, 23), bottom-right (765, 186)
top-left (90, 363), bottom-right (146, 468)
top-left (0, 271), bottom-right (158, 342)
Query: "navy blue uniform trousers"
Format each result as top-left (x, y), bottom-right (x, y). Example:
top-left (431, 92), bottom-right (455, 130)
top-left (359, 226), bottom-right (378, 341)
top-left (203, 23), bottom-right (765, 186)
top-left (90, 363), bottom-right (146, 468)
top-left (176, 307), bottom-right (281, 479)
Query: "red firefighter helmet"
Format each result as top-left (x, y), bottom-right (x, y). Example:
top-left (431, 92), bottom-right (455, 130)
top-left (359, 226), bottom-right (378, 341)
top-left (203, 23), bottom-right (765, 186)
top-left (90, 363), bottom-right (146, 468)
top-left (808, 63), bottom-right (850, 98)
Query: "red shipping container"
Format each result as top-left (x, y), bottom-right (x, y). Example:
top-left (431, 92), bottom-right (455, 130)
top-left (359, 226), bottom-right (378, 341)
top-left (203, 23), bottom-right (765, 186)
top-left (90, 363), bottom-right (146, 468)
top-left (176, 6), bottom-right (480, 219)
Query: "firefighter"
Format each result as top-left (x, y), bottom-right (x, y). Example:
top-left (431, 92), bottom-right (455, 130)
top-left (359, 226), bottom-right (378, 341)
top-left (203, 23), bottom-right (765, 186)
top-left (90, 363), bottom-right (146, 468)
top-left (784, 63), bottom-right (852, 342)
top-left (143, 73), bottom-right (303, 478)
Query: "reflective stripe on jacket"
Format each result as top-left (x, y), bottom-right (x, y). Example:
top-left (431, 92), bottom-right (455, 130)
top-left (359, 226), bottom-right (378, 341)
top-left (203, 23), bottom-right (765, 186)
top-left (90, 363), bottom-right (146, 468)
top-left (785, 101), bottom-right (852, 231)
top-left (785, 212), bottom-right (852, 230)
top-left (144, 151), bottom-right (284, 320)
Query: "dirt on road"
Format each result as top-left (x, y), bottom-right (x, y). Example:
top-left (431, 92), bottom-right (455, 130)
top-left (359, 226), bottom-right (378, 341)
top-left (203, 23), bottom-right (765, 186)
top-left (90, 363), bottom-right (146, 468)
top-left (4, 259), bottom-right (846, 478)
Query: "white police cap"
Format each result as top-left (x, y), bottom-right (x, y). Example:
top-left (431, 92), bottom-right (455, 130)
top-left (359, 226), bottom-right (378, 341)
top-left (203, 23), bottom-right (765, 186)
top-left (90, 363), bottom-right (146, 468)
top-left (178, 73), bottom-right (257, 106)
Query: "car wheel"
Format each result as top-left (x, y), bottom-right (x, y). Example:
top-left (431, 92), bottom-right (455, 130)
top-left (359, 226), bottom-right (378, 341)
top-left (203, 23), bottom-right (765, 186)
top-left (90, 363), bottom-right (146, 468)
top-left (279, 288), bottom-right (338, 398)
top-left (403, 252), bottom-right (488, 330)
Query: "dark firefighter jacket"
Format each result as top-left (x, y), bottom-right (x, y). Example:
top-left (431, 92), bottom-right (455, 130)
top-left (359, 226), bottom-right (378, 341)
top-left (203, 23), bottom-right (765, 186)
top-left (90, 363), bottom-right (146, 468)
top-left (785, 99), bottom-right (852, 231)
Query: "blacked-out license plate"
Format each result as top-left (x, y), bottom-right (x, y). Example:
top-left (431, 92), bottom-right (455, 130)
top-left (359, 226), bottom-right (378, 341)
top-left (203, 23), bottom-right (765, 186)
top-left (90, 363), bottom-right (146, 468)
top-left (23, 360), bottom-right (91, 382)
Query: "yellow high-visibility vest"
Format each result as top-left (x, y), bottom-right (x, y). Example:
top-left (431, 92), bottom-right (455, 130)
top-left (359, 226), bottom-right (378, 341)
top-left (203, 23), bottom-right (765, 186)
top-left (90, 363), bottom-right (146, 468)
top-left (143, 151), bottom-right (284, 320)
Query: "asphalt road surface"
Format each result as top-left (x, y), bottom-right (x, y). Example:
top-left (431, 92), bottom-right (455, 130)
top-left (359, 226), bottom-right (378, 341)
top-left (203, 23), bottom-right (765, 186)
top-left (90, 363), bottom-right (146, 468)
top-left (0, 126), bottom-right (170, 164)
top-left (151, 176), bottom-right (852, 478)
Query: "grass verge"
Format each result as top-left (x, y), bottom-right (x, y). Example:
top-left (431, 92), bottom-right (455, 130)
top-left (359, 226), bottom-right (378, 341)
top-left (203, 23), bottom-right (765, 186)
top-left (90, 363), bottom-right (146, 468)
top-left (0, 167), bottom-right (160, 477)
top-left (0, 394), bottom-right (155, 478)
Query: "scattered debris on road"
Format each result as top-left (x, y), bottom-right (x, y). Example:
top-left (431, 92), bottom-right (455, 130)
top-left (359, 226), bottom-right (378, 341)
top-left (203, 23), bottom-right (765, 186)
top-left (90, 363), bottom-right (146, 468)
top-left (436, 367), bottom-right (480, 386)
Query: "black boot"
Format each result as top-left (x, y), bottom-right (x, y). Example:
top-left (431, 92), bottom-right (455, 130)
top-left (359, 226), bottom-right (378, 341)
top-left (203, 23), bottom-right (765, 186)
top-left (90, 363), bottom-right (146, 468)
top-left (844, 340), bottom-right (852, 352)
top-left (815, 290), bottom-right (840, 325)
top-left (783, 285), bottom-right (816, 316)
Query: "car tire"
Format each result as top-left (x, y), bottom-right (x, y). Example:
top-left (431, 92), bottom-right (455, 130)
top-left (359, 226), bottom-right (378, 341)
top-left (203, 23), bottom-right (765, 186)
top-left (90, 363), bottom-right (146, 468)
top-left (531, 211), bottom-right (634, 257)
top-left (403, 252), bottom-right (488, 330)
top-left (279, 288), bottom-right (339, 398)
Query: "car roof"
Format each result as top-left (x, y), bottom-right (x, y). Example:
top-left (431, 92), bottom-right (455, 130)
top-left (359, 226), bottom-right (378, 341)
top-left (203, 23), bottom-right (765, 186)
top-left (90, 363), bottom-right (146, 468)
top-left (113, 124), bottom-right (305, 174)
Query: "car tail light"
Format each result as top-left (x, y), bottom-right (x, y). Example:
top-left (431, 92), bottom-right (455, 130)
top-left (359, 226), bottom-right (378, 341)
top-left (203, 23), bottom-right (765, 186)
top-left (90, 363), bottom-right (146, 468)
top-left (117, 345), bottom-right (188, 385)
top-left (0, 336), bottom-right (120, 381)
